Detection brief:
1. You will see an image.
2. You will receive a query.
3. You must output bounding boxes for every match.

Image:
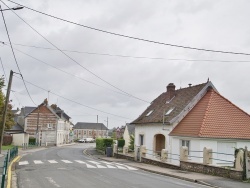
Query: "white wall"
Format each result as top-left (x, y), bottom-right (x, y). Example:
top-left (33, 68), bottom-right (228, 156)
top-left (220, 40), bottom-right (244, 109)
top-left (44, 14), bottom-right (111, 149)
top-left (12, 133), bottom-right (29, 146)
top-left (135, 123), bottom-right (172, 159)
top-left (123, 126), bottom-right (130, 147)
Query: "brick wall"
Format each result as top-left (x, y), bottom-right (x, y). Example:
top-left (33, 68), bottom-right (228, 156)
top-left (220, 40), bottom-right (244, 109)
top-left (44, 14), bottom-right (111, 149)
top-left (180, 161), bottom-right (243, 180)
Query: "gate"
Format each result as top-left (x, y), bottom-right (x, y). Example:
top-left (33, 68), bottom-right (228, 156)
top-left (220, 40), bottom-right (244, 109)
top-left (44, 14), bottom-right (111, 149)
top-left (137, 147), bottom-right (140, 161)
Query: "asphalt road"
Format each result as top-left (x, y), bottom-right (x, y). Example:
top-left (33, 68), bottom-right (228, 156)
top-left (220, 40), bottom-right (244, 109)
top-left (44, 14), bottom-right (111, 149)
top-left (15, 144), bottom-right (210, 188)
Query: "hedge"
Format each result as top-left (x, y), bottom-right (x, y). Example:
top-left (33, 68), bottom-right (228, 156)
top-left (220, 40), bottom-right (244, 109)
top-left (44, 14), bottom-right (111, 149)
top-left (96, 138), bottom-right (113, 151)
top-left (118, 139), bottom-right (125, 148)
top-left (29, 137), bottom-right (36, 145)
top-left (3, 135), bottom-right (12, 145)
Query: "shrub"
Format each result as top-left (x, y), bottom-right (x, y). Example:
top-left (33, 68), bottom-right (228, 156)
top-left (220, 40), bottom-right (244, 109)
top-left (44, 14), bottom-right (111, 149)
top-left (96, 138), bottom-right (113, 151)
top-left (118, 139), bottom-right (125, 148)
top-left (129, 134), bottom-right (134, 151)
top-left (29, 137), bottom-right (36, 145)
top-left (3, 134), bottom-right (12, 145)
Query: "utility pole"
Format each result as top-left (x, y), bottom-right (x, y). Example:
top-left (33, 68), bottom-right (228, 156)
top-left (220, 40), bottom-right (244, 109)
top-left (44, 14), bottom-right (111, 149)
top-left (106, 117), bottom-right (108, 138)
top-left (97, 115), bottom-right (98, 123)
top-left (36, 106), bottom-right (40, 145)
top-left (0, 70), bottom-right (13, 153)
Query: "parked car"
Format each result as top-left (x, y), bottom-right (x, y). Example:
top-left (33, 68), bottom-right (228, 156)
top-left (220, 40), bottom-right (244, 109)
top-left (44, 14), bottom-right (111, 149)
top-left (78, 138), bottom-right (86, 143)
top-left (85, 138), bottom-right (95, 143)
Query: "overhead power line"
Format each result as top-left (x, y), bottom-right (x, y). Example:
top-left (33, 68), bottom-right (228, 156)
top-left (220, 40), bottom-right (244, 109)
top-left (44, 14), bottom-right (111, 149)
top-left (1, 41), bottom-right (250, 63)
top-left (0, 4), bottom-right (36, 105)
top-left (2, 43), bottom-right (148, 102)
top-left (13, 75), bottom-right (133, 120)
top-left (0, 0), bottom-right (150, 104)
top-left (4, 0), bottom-right (250, 56)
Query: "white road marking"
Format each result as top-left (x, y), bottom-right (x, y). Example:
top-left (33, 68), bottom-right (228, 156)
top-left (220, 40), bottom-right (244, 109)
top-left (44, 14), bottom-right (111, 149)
top-left (96, 164), bottom-right (107, 168)
top-left (45, 177), bottom-right (61, 187)
top-left (107, 165), bottom-right (116, 168)
top-left (86, 163), bottom-right (96, 168)
top-left (34, 160), bottom-right (43, 164)
top-left (101, 161), bottom-right (112, 165)
top-left (74, 160), bottom-right (86, 164)
top-left (19, 161), bottom-right (29, 165)
top-left (114, 163), bottom-right (138, 170)
top-left (48, 160), bottom-right (58, 164)
top-left (61, 160), bottom-right (72, 163)
top-left (88, 160), bottom-right (100, 165)
top-left (116, 165), bottom-right (127, 169)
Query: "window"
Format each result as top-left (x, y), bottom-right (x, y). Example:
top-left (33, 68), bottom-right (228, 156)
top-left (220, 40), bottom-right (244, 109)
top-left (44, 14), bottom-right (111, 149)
top-left (84, 131), bottom-right (86, 135)
top-left (181, 140), bottom-right (190, 154)
top-left (139, 134), bottom-right (144, 146)
top-left (47, 124), bottom-right (52, 129)
top-left (89, 131), bottom-right (92, 135)
top-left (165, 107), bottom-right (175, 115)
top-left (146, 110), bottom-right (154, 116)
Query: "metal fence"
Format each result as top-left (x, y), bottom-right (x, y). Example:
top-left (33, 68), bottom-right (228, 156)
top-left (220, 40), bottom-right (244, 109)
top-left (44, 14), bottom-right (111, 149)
top-left (1, 146), bottom-right (19, 188)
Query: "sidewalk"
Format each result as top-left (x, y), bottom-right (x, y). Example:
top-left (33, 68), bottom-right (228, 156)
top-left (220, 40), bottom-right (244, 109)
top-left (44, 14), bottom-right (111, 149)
top-left (86, 148), bottom-right (250, 188)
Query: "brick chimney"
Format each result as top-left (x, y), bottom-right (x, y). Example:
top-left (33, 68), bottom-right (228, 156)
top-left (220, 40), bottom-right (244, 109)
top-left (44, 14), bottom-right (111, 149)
top-left (166, 83), bottom-right (176, 99)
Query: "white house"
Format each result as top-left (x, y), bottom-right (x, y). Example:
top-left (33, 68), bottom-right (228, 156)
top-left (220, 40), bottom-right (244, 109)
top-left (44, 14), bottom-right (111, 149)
top-left (131, 81), bottom-right (250, 165)
top-left (123, 124), bottom-right (135, 147)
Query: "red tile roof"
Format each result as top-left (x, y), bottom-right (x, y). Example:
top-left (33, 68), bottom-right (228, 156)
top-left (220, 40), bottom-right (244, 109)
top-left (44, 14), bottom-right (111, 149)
top-left (170, 89), bottom-right (250, 139)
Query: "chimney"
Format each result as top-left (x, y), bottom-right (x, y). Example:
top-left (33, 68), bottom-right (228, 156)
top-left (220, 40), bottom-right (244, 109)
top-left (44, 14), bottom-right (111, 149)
top-left (166, 83), bottom-right (176, 99)
top-left (188, 83), bottom-right (192, 87)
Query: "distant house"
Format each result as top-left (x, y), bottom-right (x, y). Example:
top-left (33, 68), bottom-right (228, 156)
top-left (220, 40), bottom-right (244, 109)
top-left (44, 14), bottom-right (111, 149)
top-left (131, 81), bottom-right (250, 165)
top-left (123, 124), bottom-right (135, 147)
top-left (73, 122), bottom-right (108, 139)
top-left (16, 99), bottom-right (71, 146)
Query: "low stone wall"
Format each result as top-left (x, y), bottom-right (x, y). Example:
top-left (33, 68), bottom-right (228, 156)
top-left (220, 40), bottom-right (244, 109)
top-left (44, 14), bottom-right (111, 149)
top-left (114, 153), bottom-right (135, 161)
top-left (180, 161), bottom-right (243, 180)
top-left (141, 157), bottom-right (180, 170)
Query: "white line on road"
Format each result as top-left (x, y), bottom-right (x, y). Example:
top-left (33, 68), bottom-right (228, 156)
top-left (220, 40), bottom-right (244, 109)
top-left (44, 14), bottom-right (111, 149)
top-left (106, 165), bottom-right (116, 168)
top-left (86, 164), bottom-right (96, 168)
top-left (116, 165), bottom-right (127, 169)
top-left (45, 177), bottom-right (61, 187)
top-left (88, 160), bottom-right (100, 165)
top-left (75, 160), bottom-right (86, 164)
top-left (48, 160), bottom-right (58, 164)
top-left (19, 161), bottom-right (29, 165)
top-left (61, 160), bottom-right (72, 163)
top-left (96, 164), bottom-right (107, 168)
top-left (34, 160), bottom-right (43, 164)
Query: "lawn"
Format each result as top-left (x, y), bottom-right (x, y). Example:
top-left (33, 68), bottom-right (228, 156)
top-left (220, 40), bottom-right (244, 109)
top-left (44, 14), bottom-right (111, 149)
top-left (1, 145), bottom-right (15, 150)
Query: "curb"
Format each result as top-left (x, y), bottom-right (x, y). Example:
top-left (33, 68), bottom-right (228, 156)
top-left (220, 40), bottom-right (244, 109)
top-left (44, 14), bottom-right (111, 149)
top-left (84, 148), bottom-right (219, 188)
top-left (7, 155), bottom-right (21, 188)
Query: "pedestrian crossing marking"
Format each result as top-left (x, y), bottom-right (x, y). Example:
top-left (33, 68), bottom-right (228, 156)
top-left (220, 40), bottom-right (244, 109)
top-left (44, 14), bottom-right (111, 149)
top-left (19, 161), bottom-right (29, 165)
top-left (61, 160), bottom-right (72, 163)
top-left (96, 164), bottom-right (106, 168)
top-left (106, 165), bottom-right (116, 168)
top-left (48, 160), bottom-right (58, 164)
top-left (86, 164), bottom-right (96, 168)
top-left (34, 160), bottom-right (43, 164)
top-left (75, 160), bottom-right (86, 164)
top-left (17, 160), bottom-right (137, 170)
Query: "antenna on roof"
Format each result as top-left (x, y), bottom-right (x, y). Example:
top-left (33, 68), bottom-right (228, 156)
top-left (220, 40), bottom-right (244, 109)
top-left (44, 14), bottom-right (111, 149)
top-left (207, 77), bottom-right (210, 82)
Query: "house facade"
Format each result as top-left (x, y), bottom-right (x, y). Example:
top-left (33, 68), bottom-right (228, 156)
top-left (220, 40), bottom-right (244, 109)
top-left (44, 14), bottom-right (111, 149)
top-left (170, 89), bottom-right (250, 166)
top-left (74, 122), bottom-right (108, 139)
top-left (22, 99), bottom-right (71, 146)
top-left (131, 81), bottom-right (218, 158)
top-left (131, 81), bottom-right (250, 166)
top-left (123, 124), bottom-right (135, 147)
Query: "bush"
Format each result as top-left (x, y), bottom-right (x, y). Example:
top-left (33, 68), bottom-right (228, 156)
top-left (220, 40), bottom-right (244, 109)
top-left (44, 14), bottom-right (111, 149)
top-left (29, 137), bottom-right (36, 145)
top-left (118, 139), bottom-right (125, 148)
top-left (3, 134), bottom-right (12, 145)
top-left (96, 138), bottom-right (113, 151)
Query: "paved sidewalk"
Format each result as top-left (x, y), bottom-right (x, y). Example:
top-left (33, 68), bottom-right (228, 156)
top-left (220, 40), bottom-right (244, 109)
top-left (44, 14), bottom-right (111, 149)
top-left (86, 148), bottom-right (250, 188)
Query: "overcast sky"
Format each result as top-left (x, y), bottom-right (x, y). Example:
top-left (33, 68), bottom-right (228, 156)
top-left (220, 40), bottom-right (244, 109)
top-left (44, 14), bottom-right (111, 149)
top-left (1, 0), bottom-right (250, 128)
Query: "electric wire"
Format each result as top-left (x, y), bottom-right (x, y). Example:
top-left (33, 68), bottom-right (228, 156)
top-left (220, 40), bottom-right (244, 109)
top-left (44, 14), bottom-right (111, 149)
top-left (1, 43), bottom-right (149, 102)
top-left (13, 74), bottom-right (133, 120)
top-left (1, 41), bottom-right (250, 63)
top-left (0, 1), bottom-right (150, 104)
top-left (0, 4), bottom-right (36, 105)
top-left (3, 0), bottom-right (250, 56)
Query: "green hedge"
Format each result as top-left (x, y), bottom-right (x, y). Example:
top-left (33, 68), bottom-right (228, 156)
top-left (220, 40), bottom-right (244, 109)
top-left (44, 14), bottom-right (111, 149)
top-left (29, 137), bottom-right (36, 145)
top-left (96, 138), bottom-right (113, 151)
top-left (118, 139), bottom-right (125, 148)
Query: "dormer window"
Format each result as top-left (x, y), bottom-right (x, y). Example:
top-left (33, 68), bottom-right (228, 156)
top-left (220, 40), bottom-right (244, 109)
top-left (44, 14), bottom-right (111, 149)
top-left (165, 107), bottom-right (175, 115)
top-left (166, 96), bottom-right (175, 104)
top-left (146, 110), bottom-right (154, 116)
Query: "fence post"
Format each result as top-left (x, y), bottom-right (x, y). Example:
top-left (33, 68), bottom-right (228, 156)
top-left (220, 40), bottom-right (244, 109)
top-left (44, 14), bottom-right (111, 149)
top-left (140, 145), bottom-right (146, 159)
top-left (203, 147), bottom-right (212, 165)
top-left (134, 146), bottom-right (140, 161)
top-left (123, 146), bottom-right (128, 155)
top-left (161, 149), bottom-right (168, 162)
top-left (180, 146), bottom-right (188, 162)
top-left (245, 146), bottom-right (249, 179)
top-left (235, 149), bottom-right (244, 171)
top-left (113, 144), bottom-right (117, 157)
